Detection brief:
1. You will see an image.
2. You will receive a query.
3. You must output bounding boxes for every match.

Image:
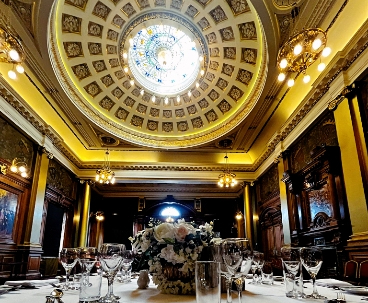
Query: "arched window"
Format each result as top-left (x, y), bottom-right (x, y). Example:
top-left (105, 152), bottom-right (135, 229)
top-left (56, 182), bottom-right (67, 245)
top-left (160, 206), bottom-right (180, 217)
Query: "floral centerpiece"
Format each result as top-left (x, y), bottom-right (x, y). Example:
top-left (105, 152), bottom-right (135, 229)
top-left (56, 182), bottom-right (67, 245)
top-left (129, 218), bottom-right (214, 294)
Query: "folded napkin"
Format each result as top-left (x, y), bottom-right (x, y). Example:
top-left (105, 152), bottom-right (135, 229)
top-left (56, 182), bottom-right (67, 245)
top-left (5, 278), bottom-right (59, 287)
top-left (315, 279), bottom-right (353, 288)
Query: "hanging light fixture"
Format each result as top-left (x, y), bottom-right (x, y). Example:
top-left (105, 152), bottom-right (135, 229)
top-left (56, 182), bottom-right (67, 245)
top-left (0, 25), bottom-right (25, 79)
top-left (277, 27), bottom-right (331, 86)
top-left (217, 154), bottom-right (237, 188)
top-left (95, 149), bottom-right (115, 185)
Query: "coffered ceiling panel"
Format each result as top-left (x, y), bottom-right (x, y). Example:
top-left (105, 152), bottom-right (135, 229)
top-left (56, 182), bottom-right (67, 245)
top-left (49, 0), bottom-right (269, 149)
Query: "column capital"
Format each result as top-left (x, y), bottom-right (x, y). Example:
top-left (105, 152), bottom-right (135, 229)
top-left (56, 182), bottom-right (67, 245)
top-left (328, 84), bottom-right (356, 111)
top-left (39, 146), bottom-right (54, 159)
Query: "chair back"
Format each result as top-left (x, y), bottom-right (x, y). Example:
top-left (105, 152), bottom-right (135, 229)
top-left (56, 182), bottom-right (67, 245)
top-left (359, 260), bottom-right (368, 279)
top-left (344, 260), bottom-right (358, 279)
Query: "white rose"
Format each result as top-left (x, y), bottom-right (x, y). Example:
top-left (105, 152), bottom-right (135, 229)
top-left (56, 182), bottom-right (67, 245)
top-left (200, 222), bottom-right (213, 233)
top-left (154, 223), bottom-right (175, 243)
top-left (174, 223), bottom-right (196, 242)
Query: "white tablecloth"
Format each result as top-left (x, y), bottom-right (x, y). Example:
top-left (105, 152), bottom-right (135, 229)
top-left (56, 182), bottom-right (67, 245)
top-left (0, 277), bottom-right (365, 303)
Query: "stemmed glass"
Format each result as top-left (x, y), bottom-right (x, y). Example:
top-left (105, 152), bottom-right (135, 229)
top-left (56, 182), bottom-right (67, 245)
top-left (300, 247), bottom-right (326, 299)
top-left (99, 243), bottom-right (126, 303)
top-left (221, 238), bottom-right (244, 303)
top-left (78, 247), bottom-right (98, 285)
top-left (233, 241), bottom-right (253, 303)
top-left (59, 248), bottom-right (80, 290)
top-left (249, 251), bottom-right (264, 284)
top-left (281, 246), bottom-right (303, 298)
top-left (118, 250), bottom-right (135, 283)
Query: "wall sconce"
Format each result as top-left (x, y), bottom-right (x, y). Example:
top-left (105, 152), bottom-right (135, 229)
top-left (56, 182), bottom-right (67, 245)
top-left (235, 210), bottom-right (243, 220)
top-left (95, 211), bottom-right (105, 221)
top-left (10, 158), bottom-right (28, 178)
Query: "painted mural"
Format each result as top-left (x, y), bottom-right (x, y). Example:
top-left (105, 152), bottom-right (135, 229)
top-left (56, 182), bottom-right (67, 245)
top-left (0, 188), bottom-right (18, 239)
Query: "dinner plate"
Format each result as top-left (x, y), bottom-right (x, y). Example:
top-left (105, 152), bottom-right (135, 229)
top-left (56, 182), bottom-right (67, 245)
top-left (4, 281), bottom-right (36, 288)
top-left (340, 286), bottom-right (368, 295)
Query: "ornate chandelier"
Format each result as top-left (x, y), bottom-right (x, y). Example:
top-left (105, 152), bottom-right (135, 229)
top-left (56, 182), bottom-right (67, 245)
top-left (277, 28), bottom-right (331, 86)
top-left (0, 25), bottom-right (25, 79)
top-left (218, 154), bottom-right (237, 188)
top-left (95, 150), bottom-right (115, 184)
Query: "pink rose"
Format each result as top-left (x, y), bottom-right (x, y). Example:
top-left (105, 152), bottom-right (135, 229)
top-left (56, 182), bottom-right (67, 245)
top-left (175, 223), bottom-right (196, 242)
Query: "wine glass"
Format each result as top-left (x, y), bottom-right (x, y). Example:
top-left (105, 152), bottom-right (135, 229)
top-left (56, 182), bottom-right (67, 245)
top-left (59, 248), bottom-right (80, 290)
top-left (300, 247), bottom-right (326, 299)
top-left (118, 250), bottom-right (135, 283)
top-left (221, 238), bottom-right (244, 303)
top-left (249, 251), bottom-right (264, 284)
top-left (99, 243), bottom-right (126, 303)
top-left (78, 247), bottom-right (98, 285)
top-left (281, 246), bottom-right (303, 298)
top-left (233, 241), bottom-right (252, 303)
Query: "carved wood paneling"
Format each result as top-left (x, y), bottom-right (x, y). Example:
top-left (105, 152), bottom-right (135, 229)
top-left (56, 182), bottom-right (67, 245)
top-left (257, 164), bottom-right (283, 261)
top-left (290, 112), bottom-right (338, 173)
top-left (283, 145), bottom-right (350, 248)
top-left (43, 185), bottom-right (76, 249)
top-left (47, 159), bottom-right (76, 199)
top-left (259, 163), bottom-right (279, 202)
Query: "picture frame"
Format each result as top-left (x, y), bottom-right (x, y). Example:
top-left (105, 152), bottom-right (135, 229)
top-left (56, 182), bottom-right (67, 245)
top-left (194, 198), bottom-right (201, 212)
top-left (0, 186), bottom-right (20, 242)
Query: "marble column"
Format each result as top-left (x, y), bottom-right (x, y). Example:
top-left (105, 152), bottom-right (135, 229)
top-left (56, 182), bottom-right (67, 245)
top-left (243, 183), bottom-right (254, 250)
top-left (329, 86), bottom-right (368, 261)
top-left (78, 182), bottom-right (91, 247)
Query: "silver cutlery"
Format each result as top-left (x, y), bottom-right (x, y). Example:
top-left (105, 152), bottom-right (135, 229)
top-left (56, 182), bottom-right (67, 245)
top-left (337, 292), bottom-right (346, 303)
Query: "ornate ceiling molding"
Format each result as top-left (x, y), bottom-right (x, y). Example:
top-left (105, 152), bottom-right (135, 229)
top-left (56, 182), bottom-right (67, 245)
top-left (49, 0), bottom-right (268, 149)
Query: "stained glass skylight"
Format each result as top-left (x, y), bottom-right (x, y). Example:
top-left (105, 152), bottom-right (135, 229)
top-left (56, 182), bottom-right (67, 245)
top-left (128, 24), bottom-right (200, 96)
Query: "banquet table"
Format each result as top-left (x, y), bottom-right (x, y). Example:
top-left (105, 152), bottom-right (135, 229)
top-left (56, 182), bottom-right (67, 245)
top-left (0, 277), bottom-right (366, 303)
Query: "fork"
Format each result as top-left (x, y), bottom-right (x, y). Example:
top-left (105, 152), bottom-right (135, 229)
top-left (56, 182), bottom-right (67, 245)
top-left (337, 292), bottom-right (346, 302)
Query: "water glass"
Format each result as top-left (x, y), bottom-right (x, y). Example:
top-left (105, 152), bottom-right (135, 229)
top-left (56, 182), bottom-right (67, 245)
top-left (195, 261), bottom-right (221, 303)
top-left (73, 273), bottom-right (82, 289)
top-left (249, 251), bottom-right (264, 284)
top-left (281, 246), bottom-right (303, 298)
top-left (79, 274), bottom-right (102, 302)
top-left (261, 261), bottom-right (273, 285)
top-left (118, 250), bottom-right (135, 283)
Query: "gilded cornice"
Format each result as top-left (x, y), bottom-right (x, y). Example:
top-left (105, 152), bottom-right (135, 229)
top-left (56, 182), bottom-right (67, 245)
top-left (0, 80), bottom-right (62, 145)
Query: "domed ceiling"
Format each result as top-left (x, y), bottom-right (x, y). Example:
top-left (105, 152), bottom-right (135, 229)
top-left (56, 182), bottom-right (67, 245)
top-left (50, 0), bottom-right (268, 149)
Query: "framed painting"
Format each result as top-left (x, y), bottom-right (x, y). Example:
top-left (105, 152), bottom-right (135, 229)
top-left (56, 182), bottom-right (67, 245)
top-left (0, 188), bottom-right (19, 240)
